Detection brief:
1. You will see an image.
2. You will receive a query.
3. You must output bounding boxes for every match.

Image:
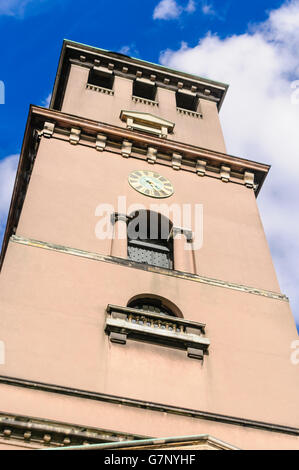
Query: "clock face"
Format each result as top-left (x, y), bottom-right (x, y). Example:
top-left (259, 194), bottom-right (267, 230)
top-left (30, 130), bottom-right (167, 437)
top-left (128, 170), bottom-right (174, 198)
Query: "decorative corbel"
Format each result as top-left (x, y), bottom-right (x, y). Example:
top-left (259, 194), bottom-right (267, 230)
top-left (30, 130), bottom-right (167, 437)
top-left (126, 117), bottom-right (134, 130)
top-left (161, 126), bottom-right (168, 138)
top-left (147, 147), bottom-right (157, 164)
top-left (187, 347), bottom-right (204, 361)
top-left (109, 332), bottom-right (127, 345)
top-left (42, 121), bottom-right (55, 138)
top-left (110, 212), bottom-right (130, 225)
top-left (196, 159), bottom-right (207, 176)
top-left (69, 127), bottom-right (81, 145)
top-left (172, 152), bottom-right (182, 170)
top-left (172, 227), bottom-right (193, 242)
top-left (121, 140), bottom-right (132, 158)
top-left (220, 165), bottom-right (231, 182)
top-left (96, 133), bottom-right (107, 151)
top-left (244, 171), bottom-right (255, 188)
top-left (183, 228), bottom-right (193, 242)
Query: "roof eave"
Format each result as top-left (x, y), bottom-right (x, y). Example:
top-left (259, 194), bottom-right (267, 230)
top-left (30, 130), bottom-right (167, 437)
top-left (50, 39), bottom-right (229, 112)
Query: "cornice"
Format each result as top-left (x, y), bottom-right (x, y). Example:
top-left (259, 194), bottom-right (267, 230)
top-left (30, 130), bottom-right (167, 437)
top-left (50, 40), bottom-right (228, 111)
top-left (33, 105), bottom-right (270, 176)
top-left (10, 235), bottom-right (288, 302)
top-left (54, 434), bottom-right (240, 451)
top-left (0, 410), bottom-right (146, 448)
top-left (0, 375), bottom-right (298, 437)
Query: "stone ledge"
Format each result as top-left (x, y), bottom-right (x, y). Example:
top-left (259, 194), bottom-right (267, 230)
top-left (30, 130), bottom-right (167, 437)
top-left (0, 411), bottom-right (146, 448)
top-left (10, 235), bottom-right (289, 302)
top-left (0, 375), bottom-right (298, 437)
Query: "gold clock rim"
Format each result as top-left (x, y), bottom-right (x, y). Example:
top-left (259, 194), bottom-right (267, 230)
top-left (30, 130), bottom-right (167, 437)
top-left (128, 170), bottom-right (174, 199)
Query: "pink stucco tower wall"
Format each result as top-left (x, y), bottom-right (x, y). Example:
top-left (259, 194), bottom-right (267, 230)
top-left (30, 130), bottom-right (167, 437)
top-left (0, 40), bottom-right (298, 450)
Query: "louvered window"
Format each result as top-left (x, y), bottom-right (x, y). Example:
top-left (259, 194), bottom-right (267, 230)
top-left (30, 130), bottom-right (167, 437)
top-left (128, 240), bottom-right (172, 269)
top-left (127, 211), bottom-right (173, 269)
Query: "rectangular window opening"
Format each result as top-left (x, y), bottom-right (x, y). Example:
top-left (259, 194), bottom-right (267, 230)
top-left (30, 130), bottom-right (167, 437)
top-left (133, 80), bottom-right (157, 102)
top-left (88, 69), bottom-right (115, 90)
top-left (176, 91), bottom-right (199, 112)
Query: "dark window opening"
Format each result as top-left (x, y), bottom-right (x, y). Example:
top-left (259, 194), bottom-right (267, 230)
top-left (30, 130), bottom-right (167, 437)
top-left (88, 69), bottom-right (114, 90)
top-left (133, 80), bottom-right (157, 101)
top-left (128, 297), bottom-right (176, 317)
top-left (176, 91), bottom-right (199, 112)
top-left (127, 210), bottom-right (173, 269)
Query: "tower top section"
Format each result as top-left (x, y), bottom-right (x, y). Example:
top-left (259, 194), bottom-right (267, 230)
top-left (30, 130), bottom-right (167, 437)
top-left (0, 40), bottom-right (271, 271)
top-left (50, 39), bottom-right (229, 112)
top-left (49, 40), bottom-right (229, 152)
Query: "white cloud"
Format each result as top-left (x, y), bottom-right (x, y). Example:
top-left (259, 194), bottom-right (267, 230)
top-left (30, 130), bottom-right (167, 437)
top-left (42, 93), bottom-right (51, 108)
top-left (0, 0), bottom-right (53, 18)
top-left (186, 0), bottom-right (196, 13)
top-left (0, 155), bottom-right (19, 243)
top-left (153, 0), bottom-right (197, 20)
top-left (119, 46), bottom-right (131, 55)
top-left (0, 0), bottom-right (32, 16)
top-left (153, 0), bottom-right (183, 20)
top-left (119, 44), bottom-right (139, 57)
top-left (160, 0), bottom-right (299, 326)
top-left (201, 2), bottom-right (215, 16)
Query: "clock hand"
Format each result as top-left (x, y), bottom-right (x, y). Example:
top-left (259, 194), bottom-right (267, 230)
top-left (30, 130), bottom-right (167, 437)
top-left (147, 179), bottom-right (160, 191)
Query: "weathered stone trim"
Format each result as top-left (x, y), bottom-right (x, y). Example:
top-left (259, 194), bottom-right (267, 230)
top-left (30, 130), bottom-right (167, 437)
top-left (132, 96), bottom-right (158, 106)
top-left (86, 83), bottom-right (114, 95)
top-left (0, 410), bottom-right (146, 448)
top-left (10, 235), bottom-right (289, 302)
top-left (176, 107), bottom-right (202, 118)
top-left (54, 434), bottom-right (240, 451)
top-left (106, 304), bottom-right (209, 360)
top-left (34, 106), bottom-right (269, 176)
top-left (0, 375), bottom-right (298, 436)
top-left (51, 126), bottom-right (255, 188)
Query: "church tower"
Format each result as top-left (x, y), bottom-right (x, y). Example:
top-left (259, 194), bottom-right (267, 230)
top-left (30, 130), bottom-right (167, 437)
top-left (0, 40), bottom-right (298, 450)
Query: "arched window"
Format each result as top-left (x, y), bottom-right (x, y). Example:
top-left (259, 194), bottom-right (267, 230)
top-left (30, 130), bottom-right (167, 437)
top-left (127, 210), bottom-right (173, 269)
top-left (127, 294), bottom-right (182, 318)
top-left (107, 297), bottom-right (208, 359)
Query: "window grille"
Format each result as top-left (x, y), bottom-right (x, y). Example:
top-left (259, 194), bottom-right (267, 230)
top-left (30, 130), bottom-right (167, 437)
top-left (127, 211), bottom-right (173, 269)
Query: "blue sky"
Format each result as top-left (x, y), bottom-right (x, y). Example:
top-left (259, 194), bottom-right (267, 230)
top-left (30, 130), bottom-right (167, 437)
top-left (0, 0), bottom-right (298, 332)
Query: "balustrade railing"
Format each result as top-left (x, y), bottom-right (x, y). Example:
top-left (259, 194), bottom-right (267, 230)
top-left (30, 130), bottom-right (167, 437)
top-left (105, 304), bottom-right (210, 360)
top-left (132, 96), bottom-right (159, 106)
